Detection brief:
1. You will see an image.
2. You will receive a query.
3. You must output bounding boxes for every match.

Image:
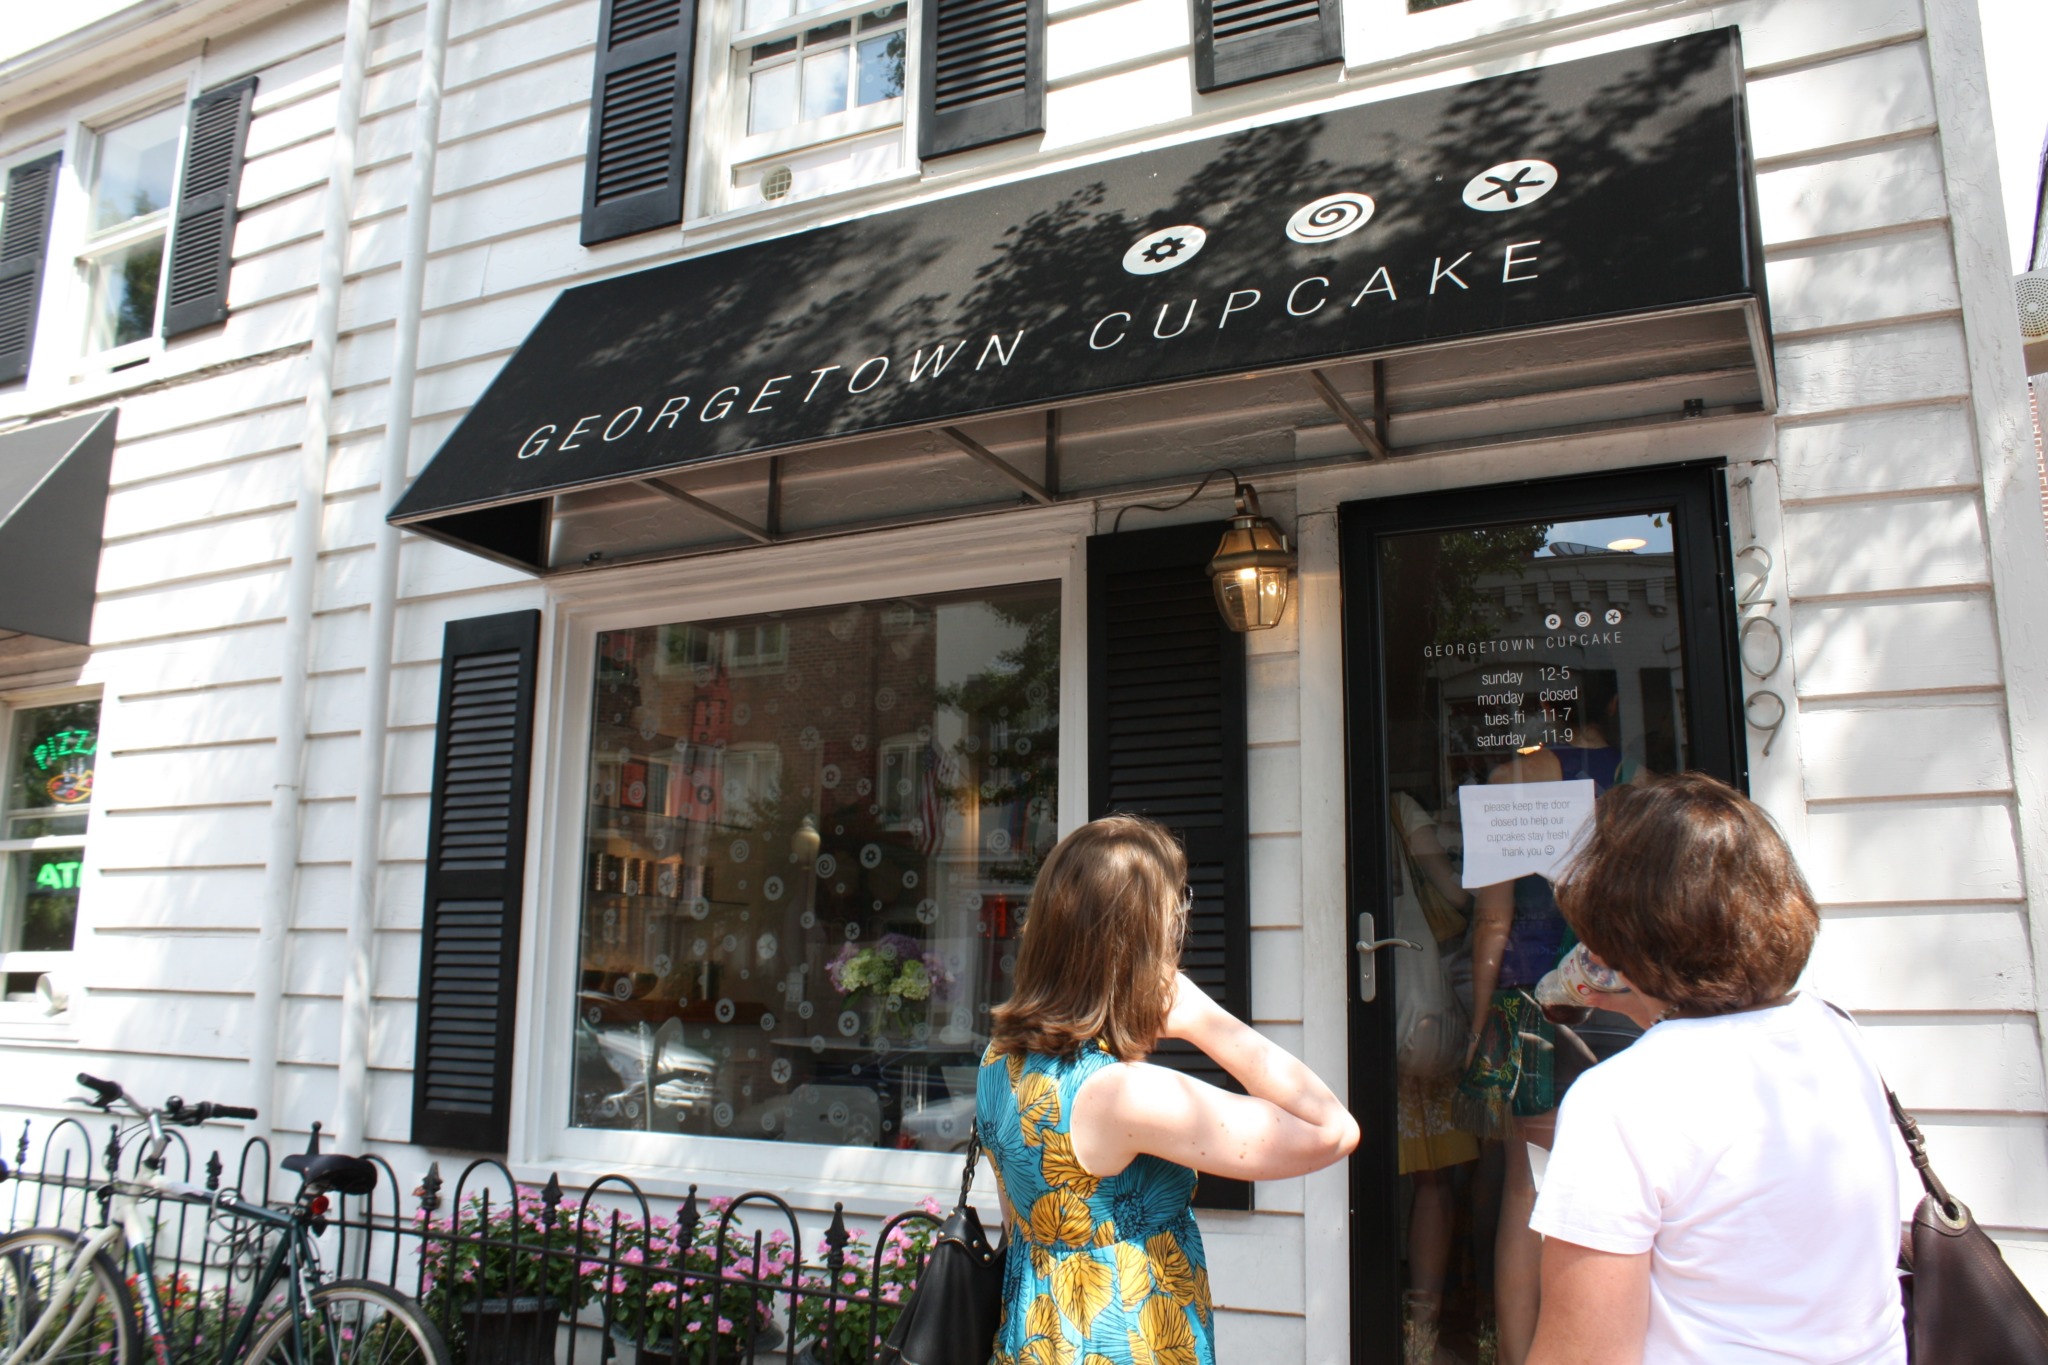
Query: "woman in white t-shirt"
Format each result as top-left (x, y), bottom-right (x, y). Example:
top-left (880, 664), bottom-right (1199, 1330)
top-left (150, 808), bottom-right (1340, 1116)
top-left (1526, 773), bottom-right (1905, 1365)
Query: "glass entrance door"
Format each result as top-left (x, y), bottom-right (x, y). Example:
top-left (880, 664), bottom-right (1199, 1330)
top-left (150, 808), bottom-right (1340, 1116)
top-left (1338, 467), bottom-right (1743, 1365)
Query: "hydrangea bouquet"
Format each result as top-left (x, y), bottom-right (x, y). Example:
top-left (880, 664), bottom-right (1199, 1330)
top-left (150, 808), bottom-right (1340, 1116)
top-left (826, 934), bottom-right (954, 1040)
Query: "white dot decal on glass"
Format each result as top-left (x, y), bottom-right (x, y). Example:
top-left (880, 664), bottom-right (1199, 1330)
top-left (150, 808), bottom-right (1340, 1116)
top-left (988, 829), bottom-right (1012, 854)
top-left (850, 733), bottom-right (868, 752)
top-left (798, 1000), bottom-right (814, 1019)
top-left (811, 1035), bottom-right (826, 1052)
top-left (772, 1058), bottom-right (793, 1083)
top-left (860, 843), bottom-right (883, 869)
top-left (816, 854), bottom-right (836, 878)
top-left (722, 933), bottom-right (739, 953)
top-left (1026, 680), bottom-right (1049, 705)
top-left (844, 921), bottom-right (860, 940)
top-left (800, 910), bottom-right (816, 929)
top-left (1123, 224), bottom-right (1208, 275)
top-left (714, 1102), bottom-right (733, 1127)
top-left (1016, 737), bottom-right (1032, 755)
top-left (902, 869), bottom-right (918, 889)
top-left (612, 976), bottom-right (633, 1000)
top-left (799, 726), bottom-right (820, 751)
top-left (1462, 160), bottom-right (1558, 211)
top-left (716, 997), bottom-right (736, 1022)
top-left (734, 702), bottom-right (751, 726)
top-left (758, 931), bottom-right (778, 960)
top-left (1285, 192), bottom-right (1375, 244)
top-left (653, 954), bottom-right (673, 977)
top-left (828, 1102), bottom-right (850, 1127)
top-left (729, 838), bottom-right (751, 862)
top-left (875, 687), bottom-right (896, 711)
top-left (838, 1009), bottom-right (860, 1037)
top-left (760, 1011), bottom-right (776, 1031)
top-left (764, 876), bottom-right (785, 901)
top-left (821, 764), bottom-right (841, 789)
top-left (857, 778), bottom-right (873, 797)
top-left (917, 898), bottom-right (938, 924)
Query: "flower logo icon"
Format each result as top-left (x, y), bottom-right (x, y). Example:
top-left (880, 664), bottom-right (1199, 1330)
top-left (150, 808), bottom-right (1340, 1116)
top-left (1123, 224), bottom-right (1209, 275)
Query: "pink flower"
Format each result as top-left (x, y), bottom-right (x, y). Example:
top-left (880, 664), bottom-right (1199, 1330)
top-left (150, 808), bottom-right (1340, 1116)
top-left (882, 1284), bottom-right (903, 1303)
top-left (685, 1321), bottom-right (702, 1334)
top-left (919, 1197), bottom-right (943, 1217)
top-left (717, 1318), bottom-right (733, 1334)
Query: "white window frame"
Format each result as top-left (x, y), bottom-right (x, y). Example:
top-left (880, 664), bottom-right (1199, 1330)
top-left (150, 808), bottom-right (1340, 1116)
top-left (0, 685), bottom-right (102, 1033)
top-left (875, 733), bottom-right (926, 830)
top-left (1343, 0), bottom-right (1684, 75)
top-left (692, 0), bottom-right (924, 219)
top-left (14, 67), bottom-right (199, 395)
top-left (520, 507), bottom-right (1089, 1208)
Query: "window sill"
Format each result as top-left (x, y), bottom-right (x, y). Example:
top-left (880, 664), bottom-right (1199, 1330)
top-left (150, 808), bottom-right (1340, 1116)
top-left (682, 166), bottom-right (925, 251)
top-left (508, 1145), bottom-right (994, 1219)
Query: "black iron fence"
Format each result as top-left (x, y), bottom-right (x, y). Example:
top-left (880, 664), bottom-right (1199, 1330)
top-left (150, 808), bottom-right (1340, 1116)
top-left (1, 1116), bottom-right (947, 1365)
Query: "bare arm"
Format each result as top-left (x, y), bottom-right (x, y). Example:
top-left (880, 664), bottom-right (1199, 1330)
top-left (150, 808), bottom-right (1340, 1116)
top-left (1526, 1238), bottom-right (1651, 1365)
top-left (1068, 973), bottom-right (1359, 1182)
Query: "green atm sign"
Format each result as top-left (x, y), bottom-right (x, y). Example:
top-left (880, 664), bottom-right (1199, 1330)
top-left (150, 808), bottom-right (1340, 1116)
top-left (36, 860), bottom-right (83, 890)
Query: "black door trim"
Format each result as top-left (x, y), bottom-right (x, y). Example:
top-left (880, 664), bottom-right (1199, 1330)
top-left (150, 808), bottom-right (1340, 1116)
top-left (1335, 461), bottom-right (1744, 1358)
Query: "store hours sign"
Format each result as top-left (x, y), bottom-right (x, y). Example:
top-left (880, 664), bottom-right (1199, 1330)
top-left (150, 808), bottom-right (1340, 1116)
top-left (391, 29), bottom-right (1762, 548)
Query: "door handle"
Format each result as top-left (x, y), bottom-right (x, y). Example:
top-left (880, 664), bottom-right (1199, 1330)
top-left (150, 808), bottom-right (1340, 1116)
top-left (1356, 912), bottom-right (1423, 1003)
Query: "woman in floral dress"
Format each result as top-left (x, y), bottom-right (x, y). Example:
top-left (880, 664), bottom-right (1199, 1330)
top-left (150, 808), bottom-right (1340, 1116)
top-left (977, 814), bottom-right (1358, 1364)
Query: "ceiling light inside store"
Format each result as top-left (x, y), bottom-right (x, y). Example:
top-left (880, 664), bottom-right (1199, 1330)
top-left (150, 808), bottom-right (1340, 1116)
top-left (1606, 537), bottom-right (1648, 552)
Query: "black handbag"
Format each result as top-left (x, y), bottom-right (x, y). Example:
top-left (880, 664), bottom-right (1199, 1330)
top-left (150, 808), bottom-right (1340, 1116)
top-left (1885, 1084), bottom-right (2048, 1363)
top-left (879, 1124), bottom-right (1005, 1365)
top-left (1829, 1002), bottom-right (2048, 1362)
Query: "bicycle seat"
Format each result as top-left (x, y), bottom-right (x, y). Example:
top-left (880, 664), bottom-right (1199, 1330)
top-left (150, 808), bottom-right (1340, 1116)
top-left (282, 1153), bottom-right (379, 1196)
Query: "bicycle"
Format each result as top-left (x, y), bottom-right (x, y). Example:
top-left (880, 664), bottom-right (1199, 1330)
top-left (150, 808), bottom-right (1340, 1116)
top-left (0, 1074), bottom-right (449, 1365)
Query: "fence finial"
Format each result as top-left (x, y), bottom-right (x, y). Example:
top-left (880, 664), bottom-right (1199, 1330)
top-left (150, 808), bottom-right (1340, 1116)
top-left (206, 1149), bottom-right (224, 1192)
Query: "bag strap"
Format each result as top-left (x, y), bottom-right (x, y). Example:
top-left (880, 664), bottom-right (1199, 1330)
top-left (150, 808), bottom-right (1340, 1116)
top-left (957, 1123), bottom-right (983, 1210)
top-left (1823, 998), bottom-right (1960, 1219)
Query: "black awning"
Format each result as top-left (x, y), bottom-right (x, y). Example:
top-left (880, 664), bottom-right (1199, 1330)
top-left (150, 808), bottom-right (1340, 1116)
top-left (393, 27), bottom-right (1767, 570)
top-left (0, 409), bottom-right (117, 645)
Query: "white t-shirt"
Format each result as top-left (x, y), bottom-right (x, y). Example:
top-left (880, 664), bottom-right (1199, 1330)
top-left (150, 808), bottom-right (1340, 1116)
top-left (1529, 992), bottom-right (1906, 1364)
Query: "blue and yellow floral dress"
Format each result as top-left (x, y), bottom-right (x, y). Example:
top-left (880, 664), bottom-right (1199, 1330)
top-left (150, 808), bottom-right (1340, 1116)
top-left (977, 1041), bottom-right (1214, 1365)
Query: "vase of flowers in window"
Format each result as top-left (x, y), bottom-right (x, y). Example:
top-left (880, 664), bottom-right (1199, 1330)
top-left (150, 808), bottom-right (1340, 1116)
top-left (827, 935), bottom-right (954, 1045)
top-left (602, 1197), bottom-right (791, 1365)
top-left (790, 1205), bottom-right (942, 1365)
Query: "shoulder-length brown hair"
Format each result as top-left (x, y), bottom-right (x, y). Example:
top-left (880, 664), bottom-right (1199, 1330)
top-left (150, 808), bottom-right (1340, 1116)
top-left (989, 814), bottom-right (1187, 1061)
top-left (1554, 773), bottom-right (1819, 1015)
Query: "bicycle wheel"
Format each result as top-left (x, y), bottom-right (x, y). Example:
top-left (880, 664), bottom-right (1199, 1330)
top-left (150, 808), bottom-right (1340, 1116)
top-left (0, 1228), bottom-right (138, 1365)
top-left (244, 1279), bottom-right (450, 1365)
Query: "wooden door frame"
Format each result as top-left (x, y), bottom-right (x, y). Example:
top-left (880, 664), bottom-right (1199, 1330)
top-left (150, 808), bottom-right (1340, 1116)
top-left (1334, 461), bottom-right (1745, 1357)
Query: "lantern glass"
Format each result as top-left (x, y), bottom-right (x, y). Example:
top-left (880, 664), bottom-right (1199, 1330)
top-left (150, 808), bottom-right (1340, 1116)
top-left (1206, 507), bottom-right (1295, 631)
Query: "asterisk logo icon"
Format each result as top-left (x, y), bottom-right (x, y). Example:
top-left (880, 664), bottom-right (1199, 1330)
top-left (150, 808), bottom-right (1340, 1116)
top-left (1477, 166), bottom-right (1547, 204)
top-left (1142, 236), bottom-right (1186, 263)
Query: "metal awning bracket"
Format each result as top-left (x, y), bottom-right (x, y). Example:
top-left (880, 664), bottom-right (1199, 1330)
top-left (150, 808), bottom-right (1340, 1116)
top-left (1307, 368), bottom-right (1388, 461)
top-left (641, 478), bottom-right (777, 544)
top-left (939, 425), bottom-right (1056, 504)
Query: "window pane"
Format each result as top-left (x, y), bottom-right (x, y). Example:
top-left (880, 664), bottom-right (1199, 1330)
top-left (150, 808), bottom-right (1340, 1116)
top-left (83, 235), bottom-right (165, 352)
top-left (571, 586), bottom-right (1061, 1150)
top-left (801, 47), bottom-right (851, 122)
top-left (856, 31), bottom-right (905, 105)
top-left (860, 4), bottom-right (907, 28)
top-left (745, 0), bottom-right (793, 28)
top-left (9, 702), bottom-right (99, 818)
top-left (749, 62), bottom-right (798, 134)
top-left (3, 850), bottom-right (82, 954)
top-left (89, 105), bottom-right (182, 235)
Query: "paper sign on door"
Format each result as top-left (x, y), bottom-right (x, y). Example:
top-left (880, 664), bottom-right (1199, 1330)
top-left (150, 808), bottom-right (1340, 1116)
top-left (1457, 779), bottom-right (1597, 889)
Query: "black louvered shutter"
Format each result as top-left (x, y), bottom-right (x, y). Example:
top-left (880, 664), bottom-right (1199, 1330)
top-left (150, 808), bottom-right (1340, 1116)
top-left (581, 0), bottom-right (696, 246)
top-left (0, 154), bottom-right (61, 386)
top-left (411, 610), bottom-right (543, 1151)
top-left (918, 0), bottom-right (1044, 159)
top-left (1088, 521), bottom-right (1253, 1211)
top-left (1192, 0), bottom-right (1339, 92)
top-left (163, 78), bottom-right (256, 338)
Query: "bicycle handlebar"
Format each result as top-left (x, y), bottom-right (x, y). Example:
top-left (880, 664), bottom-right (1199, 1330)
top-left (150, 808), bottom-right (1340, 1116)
top-left (75, 1074), bottom-right (258, 1126)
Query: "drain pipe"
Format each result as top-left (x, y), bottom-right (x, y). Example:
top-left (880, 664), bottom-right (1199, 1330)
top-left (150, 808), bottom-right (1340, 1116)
top-left (333, 0), bottom-right (453, 1161)
top-left (248, 0), bottom-right (374, 1154)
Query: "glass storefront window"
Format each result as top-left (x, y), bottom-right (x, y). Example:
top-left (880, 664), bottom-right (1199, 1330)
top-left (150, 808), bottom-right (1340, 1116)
top-left (3, 699), bottom-right (99, 1001)
top-left (571, 585), bottom-right (1060, 1151)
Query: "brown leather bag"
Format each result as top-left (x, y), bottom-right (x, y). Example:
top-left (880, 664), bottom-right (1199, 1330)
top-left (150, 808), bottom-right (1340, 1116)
top-left (1864, 1027), bottom-right (2048, 1362)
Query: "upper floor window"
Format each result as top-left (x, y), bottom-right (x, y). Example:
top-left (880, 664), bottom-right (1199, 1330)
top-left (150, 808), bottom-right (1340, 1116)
top-left (1, 697), bottom-right (98, 1007)
top-left (79, 104), bottom-right (184, 358)
top-left (724, 0), bottom-right (911, 209)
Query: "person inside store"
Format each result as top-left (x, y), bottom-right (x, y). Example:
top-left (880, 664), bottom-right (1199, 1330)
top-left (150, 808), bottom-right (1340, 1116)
top-left (1525, 773), bottom-right (1905, 1365)
top-left (977, 814), bottom-right (1359, 1365)
top-left (1459, 670), bottom-right (1628, 1365)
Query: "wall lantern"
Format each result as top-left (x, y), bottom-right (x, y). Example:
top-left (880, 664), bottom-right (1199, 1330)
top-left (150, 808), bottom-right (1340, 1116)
top-left (1207, 483), bottom-right (1296, 632)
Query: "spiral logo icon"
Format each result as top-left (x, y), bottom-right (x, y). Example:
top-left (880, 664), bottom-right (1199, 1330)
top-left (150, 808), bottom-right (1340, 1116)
top-left (1286, 192), bottom-right (1375, 244)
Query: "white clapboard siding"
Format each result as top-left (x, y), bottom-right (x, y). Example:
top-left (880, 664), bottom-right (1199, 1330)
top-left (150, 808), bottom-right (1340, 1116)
top-left (1777, 402), bottom-right (1980, 500)
top-left (1747, 40), bottom-right (1937, 162)
top-left (1766, 224), bottom-right (1960, 335)
top-left (1782, 493), bottom-right (1989, 597)
top-left (1789, 594), bottom-right (2001, 696)
top-left (1797, 701), bottom-right (2012, 800)
top-left (1775, 317), bottom-right (1973, 415)
top-left (1807, 905), bottom-right (2035, 1012)
top-left (1708, 0), bottom-right (1922, 71)
top-left (1802, 799), bottom-right (2023, 905)
top-left (1755, 134), bottom-right (1947, 249)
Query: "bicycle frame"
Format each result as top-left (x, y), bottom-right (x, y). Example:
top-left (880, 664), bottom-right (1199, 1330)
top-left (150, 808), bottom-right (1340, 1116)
top-left (6, 1108), bottom-right (325, 1365)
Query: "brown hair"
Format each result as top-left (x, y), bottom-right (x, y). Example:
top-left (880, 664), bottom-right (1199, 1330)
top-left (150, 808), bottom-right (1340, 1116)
top-left (1553, 772), bottom-right (1819, 1015)
top-left (990, 814), bottom-right (1187, 1061)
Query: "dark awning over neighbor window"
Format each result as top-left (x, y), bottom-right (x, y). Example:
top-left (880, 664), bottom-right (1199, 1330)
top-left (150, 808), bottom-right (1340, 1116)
top-left (0, 409), bottom-right (117, 645)
top-left (391, 28), bottom-right (1770, 572)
